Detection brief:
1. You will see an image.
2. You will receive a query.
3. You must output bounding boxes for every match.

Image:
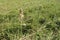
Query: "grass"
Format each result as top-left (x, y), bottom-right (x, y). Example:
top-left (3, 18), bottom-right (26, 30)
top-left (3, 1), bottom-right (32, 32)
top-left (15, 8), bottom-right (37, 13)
top-left (0, 0), bottom-right (60, 40)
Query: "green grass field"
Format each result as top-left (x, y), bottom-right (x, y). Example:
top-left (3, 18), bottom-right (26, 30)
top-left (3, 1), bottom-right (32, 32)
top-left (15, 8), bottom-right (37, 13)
top-left (0, 0), bottom-right (60, 40)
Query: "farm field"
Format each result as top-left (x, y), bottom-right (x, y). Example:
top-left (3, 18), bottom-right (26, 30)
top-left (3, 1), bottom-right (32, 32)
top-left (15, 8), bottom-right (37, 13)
top-left (0, 0), bottom-right (60, 40)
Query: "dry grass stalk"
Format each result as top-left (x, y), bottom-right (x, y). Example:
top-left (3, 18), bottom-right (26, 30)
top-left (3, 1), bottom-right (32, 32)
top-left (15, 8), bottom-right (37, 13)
top-left (19, 8), bottom-right (24, 23)
top-left (19, 8), bottom-right (26, 25)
